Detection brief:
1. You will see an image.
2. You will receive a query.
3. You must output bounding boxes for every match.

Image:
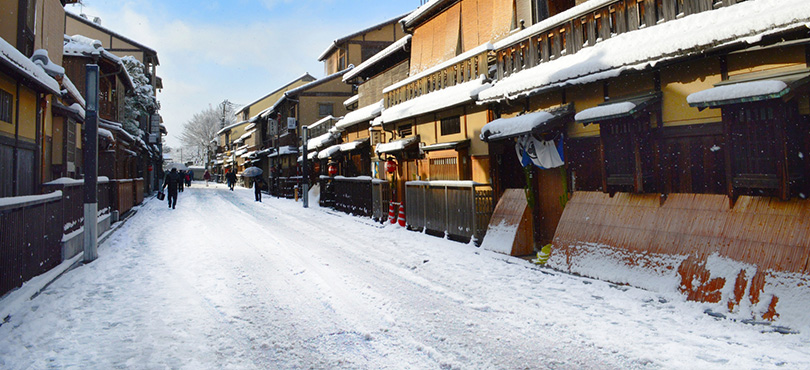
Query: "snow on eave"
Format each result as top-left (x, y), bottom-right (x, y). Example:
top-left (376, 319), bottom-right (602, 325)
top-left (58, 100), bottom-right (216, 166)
top-left (686, 80), bottom-right (789, 105)
top-left (317, 12), bottom-right (412, 62)
top-left (0, 37), bottom-right (61, 94)
top-left (481, 111), bottom-right (556, 141)
top-left (65, 11), bottom-right (159, 61)
top-left (343, 94), bottom-right (359, 107)
top-left (284, 67), bottom-right (354, 97)
top-left (216, 120), bottom-right (249, 135)
top-left (308, 115), bottom-right (336, 131)
top-left (64, 35), bottom-right (134, 91)
top-left (237, 73), bottom-right (316, 115)
top-left (307, 131), bottom-right (339, 151)
top-left (381, 77), bottom-right (491, 124)
top-left (343, 35), bottom-right (412, 82)
top-left (383, 42), bottom-right (493, 94)
top-left (61, 74), bottom-right (86, 108)
top-left (375, 136), bottom-right (418, 154)
top-left (401, 0), bottom-right (448, 29)
top-left (317, 144), bottom-right (342, 159)
top-left (494, 0), bottom-right (616, 50)
top-left (0, 191), bottom-right (62, 210)
top-left (335, 100), bottom-right (384, 130)
top-left (479, 0), bottom-right (810, 104)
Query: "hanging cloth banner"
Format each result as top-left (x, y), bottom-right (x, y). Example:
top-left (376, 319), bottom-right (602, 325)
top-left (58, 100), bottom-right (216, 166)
top-left (515, 134), bottom-right (564, 169)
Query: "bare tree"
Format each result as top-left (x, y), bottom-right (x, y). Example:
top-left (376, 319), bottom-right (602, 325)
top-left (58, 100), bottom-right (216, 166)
top-left (179, 101), bottom-right (236, 168)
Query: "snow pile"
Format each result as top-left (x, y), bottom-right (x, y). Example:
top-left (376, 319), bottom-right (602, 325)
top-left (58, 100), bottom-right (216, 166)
top-left (479, 0), bottom-right (810, 103)
top-left (0, 191), bottom-right (62, 208)
top-left (478, 219), bottom-right (517, 255)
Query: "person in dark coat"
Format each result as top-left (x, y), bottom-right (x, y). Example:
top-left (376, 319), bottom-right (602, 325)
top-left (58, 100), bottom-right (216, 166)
top-left (254, 177), bottom-right (265, 202)
top-left (178, 170), bottom-right (185, 192)
top-left (203, 170), bottom-right (211, 187)
top-left (226, 170), bottom-right (237, 191)
top-left (162, 168), bottom-right (182, 209)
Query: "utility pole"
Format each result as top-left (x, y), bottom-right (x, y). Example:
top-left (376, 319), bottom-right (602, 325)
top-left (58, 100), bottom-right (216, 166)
top-left (83, 64), bottom-right (99, 263)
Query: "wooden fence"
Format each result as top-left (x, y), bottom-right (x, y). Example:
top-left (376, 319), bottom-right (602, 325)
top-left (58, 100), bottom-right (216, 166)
top-left (405, 181), bottom-right (494, 244)
top-left (0, 177), bottom-right (140, 297)
top-left (0, 193), bottom-right (63, 297)
top-left (319, 176), bottom-right (374, 217)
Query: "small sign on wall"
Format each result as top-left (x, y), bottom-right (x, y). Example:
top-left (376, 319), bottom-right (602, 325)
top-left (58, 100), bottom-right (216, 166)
top-left (287, 117), bottom-right (297, 130)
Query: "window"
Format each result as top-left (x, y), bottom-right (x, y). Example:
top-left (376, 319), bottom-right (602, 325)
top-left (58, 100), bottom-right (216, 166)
top-left (533, 0), bottom-right (550, 23)
top-left (440, 116), bottom-right (461, 136)
top-left (18, 0), bottom-right (36, 57)
top-left (580, 18), bottom-right (589, 47)
top-left (338, 50), bottom-right (346, 71)
top-left (609, 6), bottom-right (618, 35)
top-left (0, 89), bottom-right (12, 123)
top-left (730, 105), bottom-right (778, 178)
top-left (655, 0), bottom-right (664, 22)
top-left (398, 124), bottom-right (412, 137)
top-left (318, 103), bottom-right (333, 118)
top-left (638, 0), bottom-right (647, 28)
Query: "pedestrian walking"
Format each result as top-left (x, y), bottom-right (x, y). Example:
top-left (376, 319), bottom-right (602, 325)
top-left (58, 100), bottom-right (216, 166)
top-left (226, 170), bottom-right (237, 191)
top-left (178, 170), bottom-right (185, 192)
top-left (185, 171), bottom-right (192, 187)
top-left (162, 168), bottom-right (182, 209)
top-left (254, 177), bottom-right (266, 202)
top-left (203, 170), bottom-right (211, 187)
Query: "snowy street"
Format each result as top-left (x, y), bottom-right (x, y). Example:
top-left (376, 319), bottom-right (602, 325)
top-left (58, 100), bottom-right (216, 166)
top-left (1, 183), bottom-right (808, 369)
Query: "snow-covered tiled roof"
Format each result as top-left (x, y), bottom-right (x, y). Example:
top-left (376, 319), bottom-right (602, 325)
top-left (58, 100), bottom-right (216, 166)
top-left (687, 80), bottom-right (789, 107)
top-left (400, 0), bottom-right (446, 29)
top-left (479, 0), bottom-right (810, 103)
top-left (307, 131), bottom-right (339, 151)
top-left (64, 34), bottom-right (134, 90)
top-left (0, 37), bottom-right (60, 94)
top-left (317, 144), bottom-right (342, 159)
top-left (61, 74), bottom-right (85, 108)
top-left (381, 77), bottom-right (491, 124)
top-left (335, 100), bottom-right (383, 130)
top-left (376, 136), bottom-right (419, 155)
top-left (317, 12), bottom-right (411, 61)
top-left (343, 94), bottom-right (359, 107)
top-left (343, 35), bottom-right (412, 82)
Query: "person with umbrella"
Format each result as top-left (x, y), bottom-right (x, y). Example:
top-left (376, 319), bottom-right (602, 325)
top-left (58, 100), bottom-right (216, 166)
top-left (243, 166), bottom-right (264, 201)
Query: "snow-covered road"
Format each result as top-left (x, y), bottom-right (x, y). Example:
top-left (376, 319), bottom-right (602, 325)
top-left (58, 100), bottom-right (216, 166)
top-left (1, 183), bottom-right (808, 369)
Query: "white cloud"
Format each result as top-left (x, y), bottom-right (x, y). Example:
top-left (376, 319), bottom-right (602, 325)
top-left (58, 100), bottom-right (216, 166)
top-left (66, 2), bottom-right (348, 148)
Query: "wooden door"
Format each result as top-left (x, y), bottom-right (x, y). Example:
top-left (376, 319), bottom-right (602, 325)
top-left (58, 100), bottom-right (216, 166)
top-left (534, 167), bottom-right (566, 246)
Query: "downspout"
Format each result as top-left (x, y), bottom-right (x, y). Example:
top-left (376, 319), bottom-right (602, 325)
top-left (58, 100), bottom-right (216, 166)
top-left (13, 82), bottom-right (20, 196)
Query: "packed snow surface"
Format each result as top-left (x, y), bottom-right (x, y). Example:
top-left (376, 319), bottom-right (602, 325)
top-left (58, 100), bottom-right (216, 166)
top-left (1, 183), bottom-right (808, 369)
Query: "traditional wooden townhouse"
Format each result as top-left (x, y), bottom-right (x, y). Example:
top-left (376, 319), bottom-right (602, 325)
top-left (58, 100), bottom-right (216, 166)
top-left (65, 11), bottom-right (165, 192)
top-left (63, 35), bottom-right (138, 179)
top-left (214, 120), bottom-right (251, 183)
top-left (256, 69), bottom-right (355, 197)
top-left (318, 13), bottom-right (409, 77)
top-left (0, 0), bottom-right (74, 198)
top-left (370, 0), bottom-right (563, 242)
top-left (476, 0), bottom-right (810, 320)
top-left (233, 73), bottom-right (316, 185)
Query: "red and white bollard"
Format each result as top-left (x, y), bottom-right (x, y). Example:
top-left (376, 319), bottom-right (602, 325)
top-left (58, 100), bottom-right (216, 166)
top-left (388, 202), bottom-right (397, 224)
top-left (398, 204), bottom-right (406, 227)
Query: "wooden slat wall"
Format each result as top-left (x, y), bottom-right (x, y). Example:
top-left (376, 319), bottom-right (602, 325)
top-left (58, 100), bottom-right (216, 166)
top-left (553, 191), bottom-right (810, 318)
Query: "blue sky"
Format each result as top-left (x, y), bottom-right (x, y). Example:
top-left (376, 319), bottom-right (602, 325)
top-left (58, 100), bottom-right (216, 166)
top-left (66, 0), bottom-right (419, 149)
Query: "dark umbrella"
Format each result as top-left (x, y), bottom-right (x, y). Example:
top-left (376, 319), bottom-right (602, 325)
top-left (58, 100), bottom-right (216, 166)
top-left (242, 167), bottom-right (263, 177)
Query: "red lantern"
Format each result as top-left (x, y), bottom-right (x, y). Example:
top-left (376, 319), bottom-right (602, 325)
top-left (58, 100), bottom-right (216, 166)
top-left (328, 164), bottom-right (338, 176)
top-left (385, 159), bottom-right (397, 173)
top-left (147, 165), bottom-right (153, 172)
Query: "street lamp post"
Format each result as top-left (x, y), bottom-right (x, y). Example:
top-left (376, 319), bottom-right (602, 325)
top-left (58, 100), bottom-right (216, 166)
top-left (83, 64), bottom-right (100, 263)
top-left (301, 125), bottom-right (309, 208)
